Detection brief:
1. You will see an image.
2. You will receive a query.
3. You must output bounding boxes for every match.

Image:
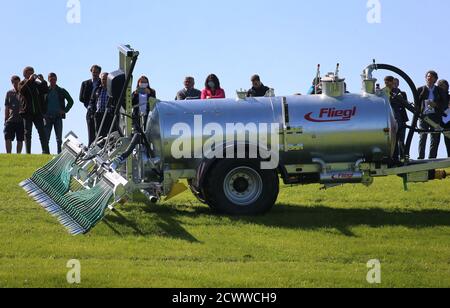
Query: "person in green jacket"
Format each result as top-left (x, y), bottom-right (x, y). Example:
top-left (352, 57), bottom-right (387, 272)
top-left (44, 73), bottom-right (74, 154)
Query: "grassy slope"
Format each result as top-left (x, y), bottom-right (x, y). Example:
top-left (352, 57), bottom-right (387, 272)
top-left (0, 154), bottom-right (449, 288)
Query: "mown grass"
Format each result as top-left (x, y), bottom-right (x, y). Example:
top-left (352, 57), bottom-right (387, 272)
top-left (0, 154), bottom-right (449, 288)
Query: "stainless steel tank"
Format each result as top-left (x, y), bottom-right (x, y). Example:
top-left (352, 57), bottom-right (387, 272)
top-left (283, 93), bottom-right (397, 163)
top-left (146, 93), bottom-right (397, 170)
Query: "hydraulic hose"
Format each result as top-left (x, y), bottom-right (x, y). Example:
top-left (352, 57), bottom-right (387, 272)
top-left (119, 133), bottom-right (141, 160)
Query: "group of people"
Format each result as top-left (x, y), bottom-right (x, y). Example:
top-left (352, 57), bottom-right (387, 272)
top-left (381, 71), bottom-right (450, 162)
top-left (4, 63), bottom-right (273, 154)
top-left (4, 67), bottom-right (73, 154)
top-left (79, 69), bottom-right (272, 146)
top-left (4, 65), bottom-right (450, 161)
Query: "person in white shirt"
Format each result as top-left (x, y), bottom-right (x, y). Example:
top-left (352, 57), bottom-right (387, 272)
top-left (131, 76), bottom-right (156, 131)
top-left (417, 71), bottom-right (447, 159)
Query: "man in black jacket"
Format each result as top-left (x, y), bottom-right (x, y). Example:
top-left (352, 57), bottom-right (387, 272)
top-left (385, 76), bottom-right (409, 163)
top-left (18, 66), bottom-right (50, 154)
top-left (394, 78), bottom-right (408, 101)
top-left (79, 65), bottom-right (101, 145)
top-left (175, 77), bottom-right (201, 100)
top-left (418, 70), bottom-right (448, 160)
top-left (247, 75), bottom-right (271, 97)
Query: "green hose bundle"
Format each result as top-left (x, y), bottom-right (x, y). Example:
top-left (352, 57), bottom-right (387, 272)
top-left (21, 151), bottom-right (74, 195)
top-left (20, 152), bottom-right (114, 235)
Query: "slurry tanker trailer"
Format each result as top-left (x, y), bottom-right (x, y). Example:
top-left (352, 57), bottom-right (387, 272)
top-left (21, 45), bottom-right (450, 235)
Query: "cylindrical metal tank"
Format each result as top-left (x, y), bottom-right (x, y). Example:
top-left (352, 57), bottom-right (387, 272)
top-left (146, 94), bottom-right (397, 170)
top-left (283, 93), bottom-right (397, 164)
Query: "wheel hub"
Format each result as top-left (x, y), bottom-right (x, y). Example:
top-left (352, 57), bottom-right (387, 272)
top-left (233, 177), bottom-right (250, 193)
top-left (223, 167), bottom-right (263, 206)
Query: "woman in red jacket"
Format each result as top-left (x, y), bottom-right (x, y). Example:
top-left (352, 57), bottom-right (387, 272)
top-left (201, 74), bottom-right (225, 99)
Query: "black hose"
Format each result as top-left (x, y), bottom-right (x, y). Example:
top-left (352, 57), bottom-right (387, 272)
top-left (364, 63), bottom-right (421, 159)
top-left (119, 134), bottom-right (141, 160)
top-left (116, 129), bottom-right (162, 178)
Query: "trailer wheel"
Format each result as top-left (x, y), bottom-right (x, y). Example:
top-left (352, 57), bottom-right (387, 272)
top-left (204, 160), bottom-right (279, 215)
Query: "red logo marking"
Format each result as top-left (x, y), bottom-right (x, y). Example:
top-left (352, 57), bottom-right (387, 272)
top-left (305, 107), bottom-right (357, 123)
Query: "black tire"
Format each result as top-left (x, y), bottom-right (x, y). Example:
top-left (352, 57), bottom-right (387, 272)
top-left (203, 159), bottom-right (279, 215)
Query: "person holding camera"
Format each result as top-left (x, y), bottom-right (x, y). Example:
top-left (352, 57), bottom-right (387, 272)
top-left (18, 66), bottom-right (50, 154)
top-left (417, 70), bottom-right (448, 160)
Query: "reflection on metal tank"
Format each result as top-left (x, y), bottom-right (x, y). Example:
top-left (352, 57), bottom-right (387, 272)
top-left (146, 94), bottom-right (397, 169)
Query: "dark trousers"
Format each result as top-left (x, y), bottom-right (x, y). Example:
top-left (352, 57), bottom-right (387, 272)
top-left (44, 115), bottom-right (63, 154)
top-left (86, 112), bottom-right (96, 146)
top-left (443, 122), bottom-right (450, 158)
top-left (23, 115), bottom-right (50, 154)
top-left (95, 112), bottom-right (114, 139)
top-left (418, 114), bottom-right (442, 159)
top-left (393, 122), bottom-right (407, 162)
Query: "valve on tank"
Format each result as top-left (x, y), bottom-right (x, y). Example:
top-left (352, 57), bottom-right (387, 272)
top-left (362, 60), bottom-right (379, 94)
top-left (322, 64), bottom-right (346, 97)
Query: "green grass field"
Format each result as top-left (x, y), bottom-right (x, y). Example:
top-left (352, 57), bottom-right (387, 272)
top-left (0, 154), bottom-right (449, 288)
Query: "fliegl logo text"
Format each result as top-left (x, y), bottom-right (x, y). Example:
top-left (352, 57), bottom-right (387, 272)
top-left (305, 107), bottom-right (357, 123)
